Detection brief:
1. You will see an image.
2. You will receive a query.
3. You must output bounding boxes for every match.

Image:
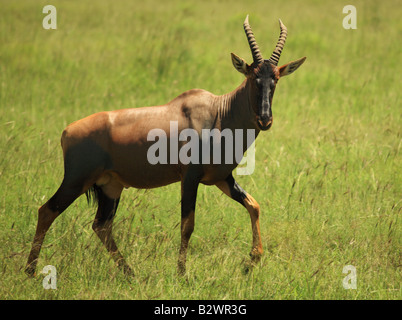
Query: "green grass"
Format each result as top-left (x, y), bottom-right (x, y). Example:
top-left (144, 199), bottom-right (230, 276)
top-left (0, 0), bottom-right (400, 299)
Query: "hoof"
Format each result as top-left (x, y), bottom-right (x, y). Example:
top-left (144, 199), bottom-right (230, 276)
top-left (25, 267), bottom-right (36, 278)
top-left (116, 260), bottom-right (134, 277)
top-left (25, 262), bottom-right (37, 278)
top-left (250, 247), bottom-right (263, 263)
top-left (122, 265), bottom-right (134, 277)
top-left (177, 262), bottom-right (186, 276)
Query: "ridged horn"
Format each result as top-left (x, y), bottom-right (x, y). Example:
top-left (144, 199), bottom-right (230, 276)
top-left (243, 15), bottom-right (264, 65)
top-left (268, 19), bottom-right (288, 66)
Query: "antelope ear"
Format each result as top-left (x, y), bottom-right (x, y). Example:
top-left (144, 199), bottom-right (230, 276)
top-left (231, 53), bottom-right (249, 75)
top-left (278, 57), bottom-right (306, 77)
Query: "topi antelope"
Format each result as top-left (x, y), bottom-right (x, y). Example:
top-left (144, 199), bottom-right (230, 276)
top-left (25, 16), bottom-right (306, 277)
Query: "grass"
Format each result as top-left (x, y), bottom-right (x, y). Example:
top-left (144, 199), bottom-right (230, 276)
top-left (0, 0), bottom-right (400, 299)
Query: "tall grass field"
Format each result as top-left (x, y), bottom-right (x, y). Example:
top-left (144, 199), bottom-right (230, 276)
top-left (0, 0), bottom-right (400, 300)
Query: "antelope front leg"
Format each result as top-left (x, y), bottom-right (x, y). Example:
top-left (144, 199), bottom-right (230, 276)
top-left (244, 194), bottom-right (263, 262)
top-left (178, 167), bottom-right (202, 275)
top-left (216, 174), bottom-right (263, 263)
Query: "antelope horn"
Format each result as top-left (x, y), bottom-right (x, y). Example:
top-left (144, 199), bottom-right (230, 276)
top-left (268, 19), bottom-right (288, 66)
top-left (243, 15), bottom-right (264, 65)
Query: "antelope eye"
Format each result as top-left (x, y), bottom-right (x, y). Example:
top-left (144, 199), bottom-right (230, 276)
top-left (256, 78), bottom-right (262, 87)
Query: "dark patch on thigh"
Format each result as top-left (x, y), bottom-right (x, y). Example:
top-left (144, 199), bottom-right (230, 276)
top-left (63, 139), bottom-right (113, 185)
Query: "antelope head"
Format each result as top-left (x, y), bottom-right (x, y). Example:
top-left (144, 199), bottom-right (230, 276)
top-left (231, 15), bottom-right (306, 131)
